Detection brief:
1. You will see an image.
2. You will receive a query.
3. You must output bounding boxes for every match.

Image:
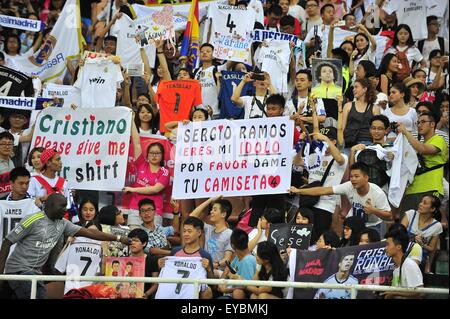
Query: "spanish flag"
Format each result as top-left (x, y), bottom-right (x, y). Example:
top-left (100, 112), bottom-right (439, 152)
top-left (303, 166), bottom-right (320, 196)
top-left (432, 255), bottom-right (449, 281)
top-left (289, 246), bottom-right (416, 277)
top-left (180, 0), bottom-right (199, 70)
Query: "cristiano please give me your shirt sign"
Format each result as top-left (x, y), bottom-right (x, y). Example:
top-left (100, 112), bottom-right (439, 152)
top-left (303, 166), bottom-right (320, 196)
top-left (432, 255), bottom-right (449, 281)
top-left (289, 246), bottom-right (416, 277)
top-left (172, 117), bottom-right (294, 199)
top-left (31, 107), bottom-right (132, 191)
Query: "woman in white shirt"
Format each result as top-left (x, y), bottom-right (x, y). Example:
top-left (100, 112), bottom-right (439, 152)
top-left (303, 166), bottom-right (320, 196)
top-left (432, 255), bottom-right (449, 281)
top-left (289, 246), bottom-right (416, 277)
top-left (383, 82), bottom-right (418, 133)
top-left (401, 195), bottom-right (443, 272)
top-left (351, 24), bottom-right (377, 69)
top-left (386, 24), bottom-right (426, 69)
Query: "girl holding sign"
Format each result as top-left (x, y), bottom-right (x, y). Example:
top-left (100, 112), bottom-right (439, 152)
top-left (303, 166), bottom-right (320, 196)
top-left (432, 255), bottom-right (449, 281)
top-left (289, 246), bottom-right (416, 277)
top-left (123, 119), bottom-right (170, 227)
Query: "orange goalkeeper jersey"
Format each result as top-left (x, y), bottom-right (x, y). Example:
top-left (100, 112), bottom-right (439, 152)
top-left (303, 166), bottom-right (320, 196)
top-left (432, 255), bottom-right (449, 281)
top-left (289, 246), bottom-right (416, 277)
top-left (155, 80), bottom-right (203, 132)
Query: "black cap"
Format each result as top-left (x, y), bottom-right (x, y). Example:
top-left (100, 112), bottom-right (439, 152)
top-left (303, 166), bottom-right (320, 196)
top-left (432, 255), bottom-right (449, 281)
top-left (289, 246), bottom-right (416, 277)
top-left (320, 126), bottom-right (337, 140)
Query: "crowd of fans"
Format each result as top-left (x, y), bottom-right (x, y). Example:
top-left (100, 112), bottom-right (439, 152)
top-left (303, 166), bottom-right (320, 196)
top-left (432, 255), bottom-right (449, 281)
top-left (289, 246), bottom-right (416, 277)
top-left (0, 0), bottom-right (448, 299)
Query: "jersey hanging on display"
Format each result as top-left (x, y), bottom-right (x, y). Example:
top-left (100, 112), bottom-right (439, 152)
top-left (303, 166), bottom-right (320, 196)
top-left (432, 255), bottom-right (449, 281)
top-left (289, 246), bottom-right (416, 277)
top-left (54, 237), bottom-right (102, 294)
top-left (155, 256), bottom-right (207, 299)
top-left (257, 40), bottom-right (290, 94)
top-left (194, 65), bottom-right (219, 117)
top-left (73, 60), bottom-right (123, 108)
top-left (219, 71), bottom-right (254, 119)
top-left (155, 80), bottom-right (202, 132)
top-left (0, 198), bottom-right (39, 241)
top-left (0, 65), bottom-right (34, 97)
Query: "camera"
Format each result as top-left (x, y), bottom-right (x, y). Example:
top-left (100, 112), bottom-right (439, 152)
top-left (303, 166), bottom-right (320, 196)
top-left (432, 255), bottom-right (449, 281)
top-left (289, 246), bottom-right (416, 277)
top-left (389, 122), bottom-right (398, 131)
top-left (251, 73), bottom-right (265, 81)
top-left (336, 20), bottom-right (346, 27)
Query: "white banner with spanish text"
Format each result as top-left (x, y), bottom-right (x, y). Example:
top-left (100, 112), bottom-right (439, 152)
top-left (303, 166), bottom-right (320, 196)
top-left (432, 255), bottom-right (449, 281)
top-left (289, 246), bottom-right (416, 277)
top-left (173, 117), bottom-right (294, 199)
top-left (30, 107), bottom-right (132, 191)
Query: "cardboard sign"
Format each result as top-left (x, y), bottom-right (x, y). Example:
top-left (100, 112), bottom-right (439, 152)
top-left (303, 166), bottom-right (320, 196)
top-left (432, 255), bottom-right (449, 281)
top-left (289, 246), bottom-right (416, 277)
top-left (134, 6), bottom-right (175, 48)
top-left (269, 223), bottom-right (312, 250)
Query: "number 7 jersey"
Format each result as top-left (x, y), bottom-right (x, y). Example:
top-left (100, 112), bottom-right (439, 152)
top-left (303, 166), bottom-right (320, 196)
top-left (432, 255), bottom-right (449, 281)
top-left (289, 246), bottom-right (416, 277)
top-left (155, 80), bottom-right (202, 133)
top-left (155, 256), bottom-right (207, 299)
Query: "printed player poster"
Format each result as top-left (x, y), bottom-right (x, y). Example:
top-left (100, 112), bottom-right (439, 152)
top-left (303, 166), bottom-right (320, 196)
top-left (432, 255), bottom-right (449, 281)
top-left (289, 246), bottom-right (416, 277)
top-left (134, 6), bottom-right (175, 48)
top-left (172, 117), bottom-right (294, 199)
top-left (289, 242), bottom-right (396, 299)
top-left (104, 256), bottom-right (145, 299)
top-left (30, 107), bottom-right (132, 191)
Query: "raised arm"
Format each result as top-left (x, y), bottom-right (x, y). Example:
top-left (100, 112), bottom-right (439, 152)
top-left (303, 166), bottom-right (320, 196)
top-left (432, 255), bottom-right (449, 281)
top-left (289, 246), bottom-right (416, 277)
top-left (231, 73), bottom-right (253, 107)
top-left (131, 113), bottom-right (142, 159)
top-left (155, 39), bottom-right (172, 81)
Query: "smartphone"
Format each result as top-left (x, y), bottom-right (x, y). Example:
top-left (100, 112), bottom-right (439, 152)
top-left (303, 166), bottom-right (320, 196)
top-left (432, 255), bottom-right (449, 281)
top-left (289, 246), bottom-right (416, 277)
top-left (225, 261), bottom-right (237, 274)
top-left (251, 73), bottom-right (265, 81)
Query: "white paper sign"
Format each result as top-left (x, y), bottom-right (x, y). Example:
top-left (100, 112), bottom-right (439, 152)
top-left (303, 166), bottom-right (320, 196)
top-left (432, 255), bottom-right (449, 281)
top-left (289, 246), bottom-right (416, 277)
top-left (31, 107), bottom-right (132, 191)
top-left (173, 118), bottom-right (294, 199)
top-left (134, 7), bottom-right (175, 48)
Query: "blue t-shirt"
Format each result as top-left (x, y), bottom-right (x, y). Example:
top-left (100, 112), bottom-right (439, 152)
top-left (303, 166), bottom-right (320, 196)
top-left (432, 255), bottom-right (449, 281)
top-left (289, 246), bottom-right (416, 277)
top-left (231, 254), bottom-right (257, 280)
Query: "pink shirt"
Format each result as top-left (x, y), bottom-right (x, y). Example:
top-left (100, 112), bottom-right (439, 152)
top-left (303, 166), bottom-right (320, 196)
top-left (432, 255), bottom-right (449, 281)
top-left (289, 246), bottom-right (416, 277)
top-left (130, 154), bottom-right (170, 216)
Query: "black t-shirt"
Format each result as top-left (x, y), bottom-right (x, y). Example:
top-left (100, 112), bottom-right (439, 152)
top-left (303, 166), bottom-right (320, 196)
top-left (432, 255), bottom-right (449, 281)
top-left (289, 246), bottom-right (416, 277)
top-left (0, 65), bottom-right (34, 97)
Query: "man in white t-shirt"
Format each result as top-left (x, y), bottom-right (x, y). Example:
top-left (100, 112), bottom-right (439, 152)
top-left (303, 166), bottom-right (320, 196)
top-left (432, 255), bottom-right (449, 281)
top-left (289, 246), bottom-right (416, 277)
top-left (417, 16), bottom-right (450, 66)
top-left (303, 0), bottom-right (323, 38)
top-left (290, 162), bottom-right (392, 237)
top-left (381, 227), bottom-right (423, 299)
top-left (193, 43), bottom-right (225, 119)
top-left (304, 3), bottom-right (335, 49)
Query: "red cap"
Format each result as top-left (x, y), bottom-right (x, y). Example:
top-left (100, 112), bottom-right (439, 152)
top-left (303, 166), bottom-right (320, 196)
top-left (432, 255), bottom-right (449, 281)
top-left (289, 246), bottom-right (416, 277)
top-left (40, 148), bottom-right (60, 166)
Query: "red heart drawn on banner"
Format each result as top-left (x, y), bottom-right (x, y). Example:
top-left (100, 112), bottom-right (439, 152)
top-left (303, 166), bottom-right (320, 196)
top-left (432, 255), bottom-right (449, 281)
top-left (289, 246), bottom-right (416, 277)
top-left (218, 125), bottom-right (224, 131)
top-left (268, 176), bottom-right (281, 188)
top-left (65, 114), bottom-right (71, 121)
top-left (95, 160), bottom-right (101, 166)
top-left (90, 114), bottom-right (96, 121)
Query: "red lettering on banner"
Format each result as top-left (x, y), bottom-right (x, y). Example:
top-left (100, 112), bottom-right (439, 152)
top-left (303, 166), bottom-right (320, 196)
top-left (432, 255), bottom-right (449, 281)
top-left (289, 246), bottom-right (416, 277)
top-left (209, 160), bottom-right (248, 170)
top-left (34, 136), bottom-right (72, 155)
top-left (240, 141), bottom-right (281, 155)
top-left (204, 175), bottom-right (272, 192)
top-left (76, 140), bottom-right (100, 155)
top-left (299, 267), bottom-right (324, 276)
top-left (183, 146), bottom-right (212, 156)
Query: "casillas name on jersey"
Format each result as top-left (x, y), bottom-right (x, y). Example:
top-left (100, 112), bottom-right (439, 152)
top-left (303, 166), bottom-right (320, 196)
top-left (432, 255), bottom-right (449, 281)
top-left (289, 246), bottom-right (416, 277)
top-left (219, 71), bottom-right (254, 119)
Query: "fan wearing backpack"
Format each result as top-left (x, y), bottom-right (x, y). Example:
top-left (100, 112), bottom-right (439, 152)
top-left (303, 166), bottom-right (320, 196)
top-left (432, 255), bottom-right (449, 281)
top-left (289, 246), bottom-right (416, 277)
top-left (386, 24), bottom-right (426, 81)
top-left (349, 115), bottom-right (394, 194)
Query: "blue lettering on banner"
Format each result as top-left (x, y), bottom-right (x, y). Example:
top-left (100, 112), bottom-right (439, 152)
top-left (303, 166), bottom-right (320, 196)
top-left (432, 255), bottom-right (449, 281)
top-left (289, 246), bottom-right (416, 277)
top-left (0, 14), bottom-right (42, 32)
top-left (0, 97), bottom-right (62, 111)
top-left (252, 29), bottom-right (303, 48)
top-left (31, 53), bottom-right (65, 77)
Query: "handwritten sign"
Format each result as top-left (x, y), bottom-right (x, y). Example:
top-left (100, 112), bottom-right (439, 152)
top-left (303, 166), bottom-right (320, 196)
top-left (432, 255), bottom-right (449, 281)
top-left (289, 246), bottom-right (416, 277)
top-left (134, 6), bottom-right (175, 48)
top-left (31, 107), bottom-right (131, 191)
top-left (172, 117), bottom-right (294, 199)
top-left (269, 223), bottom-right (312, 250)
